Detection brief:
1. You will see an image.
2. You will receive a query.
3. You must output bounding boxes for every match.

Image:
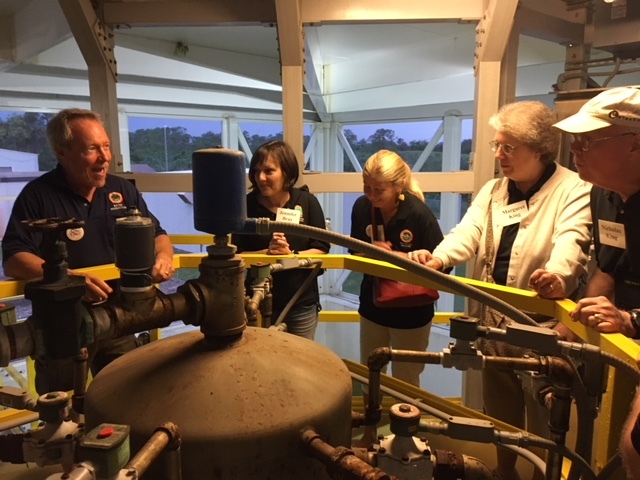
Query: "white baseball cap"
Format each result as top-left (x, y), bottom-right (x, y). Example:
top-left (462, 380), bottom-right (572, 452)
top-left (554, 86), bottom-right (640, 133)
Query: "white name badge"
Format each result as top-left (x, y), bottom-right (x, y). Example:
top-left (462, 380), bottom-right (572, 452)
top-left (598, 219), bottom-right (626, 249)
top-left (276, 207), bottom-right (301, 224)
top-left (497, 200), bottom-right (528, 226)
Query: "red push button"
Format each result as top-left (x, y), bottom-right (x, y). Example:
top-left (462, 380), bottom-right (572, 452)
top-left (98, 427), bottom-right (115, 439)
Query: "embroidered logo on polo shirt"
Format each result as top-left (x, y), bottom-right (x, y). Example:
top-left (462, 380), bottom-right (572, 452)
top-left (109, 192), bottom-right (124, 204)
top-left (66, 228), bottom-right (84, 242)
top-left (400, 229), bottom-right (414, 245)
top-left (365, 224), bottom-right (373, 239)
top-left (108, 191), bottom-right (127, 211)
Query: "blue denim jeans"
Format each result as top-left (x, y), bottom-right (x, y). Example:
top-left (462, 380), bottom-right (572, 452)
top-left (275, 303), bottom-right (319, 340)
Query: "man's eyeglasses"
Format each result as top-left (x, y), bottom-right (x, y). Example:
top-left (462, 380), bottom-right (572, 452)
top-left (489, 140), bottom-right (519, 155)
top-left (570, 132), bottom-right (636, 151)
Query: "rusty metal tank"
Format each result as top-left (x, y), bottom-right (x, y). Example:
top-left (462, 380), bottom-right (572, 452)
top-left (84, 327), bottom-right (353, 479)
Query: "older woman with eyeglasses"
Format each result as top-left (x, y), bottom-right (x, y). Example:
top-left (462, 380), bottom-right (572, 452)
top-left (410, 101), bottom-right (592, 480)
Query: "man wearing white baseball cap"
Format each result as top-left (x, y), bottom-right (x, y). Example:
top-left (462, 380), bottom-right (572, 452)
top-left (554, 86), bottom-right (640, 479)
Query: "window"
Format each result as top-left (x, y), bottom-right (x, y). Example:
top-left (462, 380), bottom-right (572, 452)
top-left (128, 117), bottom-right (223, 172)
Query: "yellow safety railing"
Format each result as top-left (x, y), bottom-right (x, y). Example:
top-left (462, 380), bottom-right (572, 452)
top-left (0, 245), bottom-right (638, 475)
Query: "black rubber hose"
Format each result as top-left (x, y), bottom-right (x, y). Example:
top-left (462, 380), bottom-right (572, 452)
top-left (245, 219), bottom-right (541, 327)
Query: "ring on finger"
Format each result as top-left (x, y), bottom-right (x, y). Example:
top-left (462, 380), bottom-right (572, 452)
top-left (594, 313), bottom-right (601, 324)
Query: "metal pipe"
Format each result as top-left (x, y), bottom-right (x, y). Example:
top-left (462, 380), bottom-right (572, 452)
top-left (0, 320), bottom-right (36, 367)
top-left (351, 411), bottom-right (366, 429)
top-left (300, 426), bottom-right (391, 480)
top-left (433, 450), bottom-right (494, 480)
top-left (71, 348), bottom-right (89, 415)
top-left (124, 422), bottom-right (180, 478)
top-left (350, 371), bottom-right (550, 477)
top-left (105, 290), bottom-right (190, 338)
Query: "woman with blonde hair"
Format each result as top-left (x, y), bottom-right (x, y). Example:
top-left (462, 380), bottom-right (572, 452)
top-left (350, 149), bottom-right (444, 385)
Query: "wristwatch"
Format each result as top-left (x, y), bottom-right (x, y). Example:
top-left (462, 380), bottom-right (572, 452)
top-left (628, 309), bottom-right (640, 338)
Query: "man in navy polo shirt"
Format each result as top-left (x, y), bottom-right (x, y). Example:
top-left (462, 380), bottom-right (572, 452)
top-left (2, 108), bottom-right (175, 394)
top-left (554, 87), bottom-right (640, 479)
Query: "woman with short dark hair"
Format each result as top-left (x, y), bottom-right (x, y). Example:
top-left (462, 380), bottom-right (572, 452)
top-left (234, 141), bottom-right (329, 340)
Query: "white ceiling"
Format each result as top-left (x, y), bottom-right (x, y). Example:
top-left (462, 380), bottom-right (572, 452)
top-left (0, 0), bottom-right (639, 125)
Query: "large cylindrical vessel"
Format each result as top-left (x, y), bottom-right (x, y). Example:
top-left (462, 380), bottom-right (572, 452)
top-left (84, 328), bottom-right (353, 479)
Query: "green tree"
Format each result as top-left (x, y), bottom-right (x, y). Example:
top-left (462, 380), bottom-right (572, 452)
top-left (129, 128), bottom-right (163, 171)
top-left (129, 126), bottom-right (195, 172)
top-left (0, 112), bottom-right (55, 170)
top-left (246, 132), bottom-right (283, 152)
top-left (368, 128), bottom-right (398, 152)
top-left (192, 132), bottom-right (223, 151)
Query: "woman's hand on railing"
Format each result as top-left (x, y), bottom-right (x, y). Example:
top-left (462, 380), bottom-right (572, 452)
top-left (408, 249), bottom-right (443, 271)
top-left (528, 269), bottom-right (566, 299)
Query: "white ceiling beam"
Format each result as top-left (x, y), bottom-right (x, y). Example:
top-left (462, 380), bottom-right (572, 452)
top-left (303, 32), bottom-right (329, 123)
top-left (58, 0), bottom-right (123, 170)
top-left (299, 0), bottom-right (483, 23)
top-left (516, 6), bottom-right (584, 45)
top-left (58, 0), bottom-right (117, 77)
top-left (115, 33), bottom-right (282, 87)
top-left (0, 70), bottom-right (317, 119)
top-left (276, 0), bottom-right (304, 68)
top-left (276, 0), bottom-right (305, 165)
top-left (0, 0), bottom-right (71, 72)
top-left (103, 0), bottom-right (277, 25)
top-left (8, 63), bottom-right (316, 110)
top-left (102, 0), bottom-right (483, 26)
top-left (472, 0), bottom-right (519, 194)
top-left (14, 0), bottom-right (71, 62)
top-left (474, 1), bottom-right (518, 65)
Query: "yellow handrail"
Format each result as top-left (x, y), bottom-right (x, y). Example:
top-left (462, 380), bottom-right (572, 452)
top-left (1, 250), bottom-right (638, 470)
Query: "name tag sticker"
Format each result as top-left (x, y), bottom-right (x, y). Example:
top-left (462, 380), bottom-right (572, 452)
top-left (598, 219), bottom-right (626, 249)
top-left (498, 200), bottom-right (528, 226)
top-left (276, 207), bottom-right (301, 224)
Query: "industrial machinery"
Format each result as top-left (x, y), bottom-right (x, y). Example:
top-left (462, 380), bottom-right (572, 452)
top-left (0, 148), bottom-right (637, 480)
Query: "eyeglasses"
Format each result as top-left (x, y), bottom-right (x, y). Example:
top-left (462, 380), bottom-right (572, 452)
top-left (489, 140), bottom-right (519, 155)
top-left (570, 132), bottom-right (636, 151)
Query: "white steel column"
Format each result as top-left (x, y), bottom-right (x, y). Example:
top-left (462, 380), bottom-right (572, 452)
top-left (465, 0), bottom-right (519, 411)
top-left (319, 122), bottom-right (345, 295)
top-left (276, 0), bottom-right (305, 178)
top-left (58, 0), bottom-right (123, 172)
top-left (118, 109), bottom-right (131, 172)
top-left (222, 115), bottom-right (239, 150)
top-left (438, 113), bottom-right (463, 313)
top-left (471, 0), bottom-right (519, 194)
